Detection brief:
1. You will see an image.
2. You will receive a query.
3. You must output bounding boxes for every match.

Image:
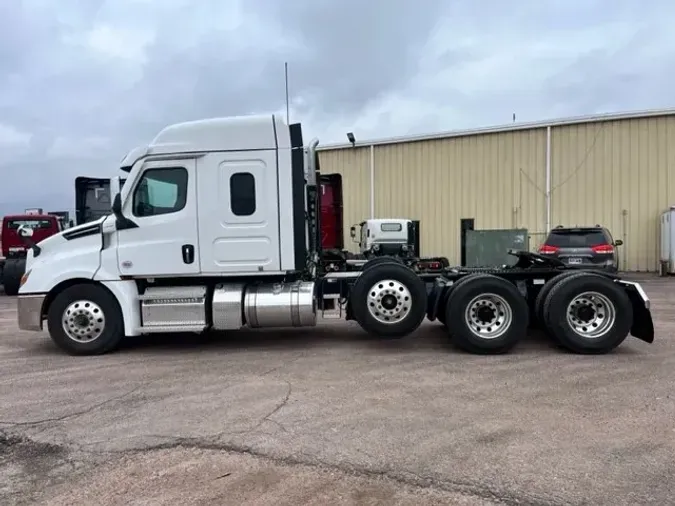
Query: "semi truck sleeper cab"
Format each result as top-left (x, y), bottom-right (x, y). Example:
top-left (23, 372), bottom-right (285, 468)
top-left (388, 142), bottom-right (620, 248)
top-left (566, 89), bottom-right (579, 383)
top-left (15, 114), bottom-right (655, 356)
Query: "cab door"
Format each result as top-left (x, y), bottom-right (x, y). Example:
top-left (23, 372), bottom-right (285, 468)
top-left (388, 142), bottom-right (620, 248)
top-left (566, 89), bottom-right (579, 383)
top-left (197, 151), bottom-right (281, 273)
top-left (116, 159), bottom-right (200, 276)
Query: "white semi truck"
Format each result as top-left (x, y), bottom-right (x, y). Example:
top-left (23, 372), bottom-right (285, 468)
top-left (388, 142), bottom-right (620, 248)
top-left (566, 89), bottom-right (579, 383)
top-left (16, 115), bottom-right (654, 356)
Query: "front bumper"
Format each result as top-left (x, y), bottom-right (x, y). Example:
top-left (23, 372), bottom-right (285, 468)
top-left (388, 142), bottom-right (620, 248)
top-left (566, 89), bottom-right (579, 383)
top-left (17, 294), bottom-right (46, 331)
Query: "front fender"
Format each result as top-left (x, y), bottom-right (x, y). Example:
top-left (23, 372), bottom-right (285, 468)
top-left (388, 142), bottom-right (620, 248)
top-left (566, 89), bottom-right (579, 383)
top-left (19, 234), bottom-right (102, 295)
top-left (100, 280), bottom-right (142, 336)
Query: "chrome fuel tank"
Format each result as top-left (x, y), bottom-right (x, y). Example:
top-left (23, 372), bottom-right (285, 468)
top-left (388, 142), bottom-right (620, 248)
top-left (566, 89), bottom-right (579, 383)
top-left (244, 281), bottom-right (317, 328)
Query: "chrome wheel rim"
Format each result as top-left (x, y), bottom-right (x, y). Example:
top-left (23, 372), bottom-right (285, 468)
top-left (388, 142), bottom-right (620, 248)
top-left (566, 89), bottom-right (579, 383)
top-left (367, 279), bottom-right (412, 324)
top-left (62, 300), bottom-right (106, 343)
top-left (566, 291), bottom-right (615, 338)
top-left (464, 293), bottom-right (512, 339)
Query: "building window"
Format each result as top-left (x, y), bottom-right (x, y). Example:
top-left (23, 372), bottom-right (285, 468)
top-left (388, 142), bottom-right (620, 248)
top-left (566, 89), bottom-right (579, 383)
top-left (132, 167), bottom-right (188, 217)
top-left (230, 172), bottom-right (256, 216)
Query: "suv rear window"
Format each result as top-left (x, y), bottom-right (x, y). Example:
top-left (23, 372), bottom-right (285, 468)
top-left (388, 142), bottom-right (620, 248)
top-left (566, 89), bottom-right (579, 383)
top-left (546, 229), bottom-right (607, 247)
top-left (5, 219), bottom-right (53, 230)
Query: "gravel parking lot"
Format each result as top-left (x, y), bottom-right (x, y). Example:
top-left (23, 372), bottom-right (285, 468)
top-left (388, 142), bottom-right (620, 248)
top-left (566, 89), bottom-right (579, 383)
top-left (1, 276), bottom-right (674, 505)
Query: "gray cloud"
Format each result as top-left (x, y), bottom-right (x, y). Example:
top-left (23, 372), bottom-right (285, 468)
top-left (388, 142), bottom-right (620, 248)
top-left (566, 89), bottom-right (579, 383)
top-left (0, 0), bottom-right (671, 215)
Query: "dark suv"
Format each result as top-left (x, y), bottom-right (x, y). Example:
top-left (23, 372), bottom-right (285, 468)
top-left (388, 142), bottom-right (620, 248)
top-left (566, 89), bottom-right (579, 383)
top-left (538, 225), bottom-right (623, 272)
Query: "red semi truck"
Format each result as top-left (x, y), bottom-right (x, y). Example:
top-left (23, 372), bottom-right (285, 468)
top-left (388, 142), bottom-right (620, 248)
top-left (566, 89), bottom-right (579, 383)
top-left (1, 214), bottom-right (63, 295)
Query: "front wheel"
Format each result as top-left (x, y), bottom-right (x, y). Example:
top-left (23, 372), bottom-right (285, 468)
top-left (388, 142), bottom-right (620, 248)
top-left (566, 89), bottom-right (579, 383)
top-left (47, 284), bottom-right (124, 356)
top-left (350, 262), bottom-right (427, 338)
top-left (2, 259), bottom-right (25, 296)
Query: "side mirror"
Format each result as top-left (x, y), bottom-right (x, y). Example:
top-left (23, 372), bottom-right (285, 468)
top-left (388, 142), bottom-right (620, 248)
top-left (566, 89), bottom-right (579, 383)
top-left (614, 239), bottom-right (623, 246)
top-left (112, 193), bottom-right (122, 215)
top-left (110, 192), bottom-right (138, 230)
top-left (350, 225), bottom-right (357, 240)
top-left (17, 225), bottom-right (41, 257)
top-left (18, 225), bottom-right (34, 238)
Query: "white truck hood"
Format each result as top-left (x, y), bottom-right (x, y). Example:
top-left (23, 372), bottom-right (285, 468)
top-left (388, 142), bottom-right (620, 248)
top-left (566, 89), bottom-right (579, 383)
top-left (25, 216), bottom-right (107, 270)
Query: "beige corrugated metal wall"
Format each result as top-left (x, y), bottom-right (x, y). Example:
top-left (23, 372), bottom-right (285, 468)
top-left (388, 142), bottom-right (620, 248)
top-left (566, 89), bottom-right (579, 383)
top-left (551, 116), bottom-right (675, 271)
top-left (319, 114), bottom-right (675, 271)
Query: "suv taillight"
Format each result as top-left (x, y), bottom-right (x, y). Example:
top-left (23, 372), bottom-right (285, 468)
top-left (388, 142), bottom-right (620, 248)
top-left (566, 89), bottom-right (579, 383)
top-left (538, 244), bottom-right (559, 254)
top-left (591, 244), bottom-right (614, 254)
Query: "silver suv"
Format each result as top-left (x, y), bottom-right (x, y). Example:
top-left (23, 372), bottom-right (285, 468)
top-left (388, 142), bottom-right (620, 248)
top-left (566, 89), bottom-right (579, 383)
top-left (538, 225), bottom-right (623, 272)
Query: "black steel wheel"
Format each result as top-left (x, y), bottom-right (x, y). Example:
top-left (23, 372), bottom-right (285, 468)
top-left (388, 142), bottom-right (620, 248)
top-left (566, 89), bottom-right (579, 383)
top-left (350, 262), bottom-right (427, 339)
top-left (445, 274), bottom-right (529, 354)
top-left (542, 274), bottom-right (632, 354)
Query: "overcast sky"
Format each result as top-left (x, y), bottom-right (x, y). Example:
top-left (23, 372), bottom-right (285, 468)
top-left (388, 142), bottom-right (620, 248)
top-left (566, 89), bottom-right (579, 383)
top-left (1, 0), bottom-right (673, 215)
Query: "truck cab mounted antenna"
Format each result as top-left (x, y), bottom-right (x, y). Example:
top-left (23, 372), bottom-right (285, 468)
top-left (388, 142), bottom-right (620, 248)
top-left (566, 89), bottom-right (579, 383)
top-left (284, 62), bottom-right (290, 125)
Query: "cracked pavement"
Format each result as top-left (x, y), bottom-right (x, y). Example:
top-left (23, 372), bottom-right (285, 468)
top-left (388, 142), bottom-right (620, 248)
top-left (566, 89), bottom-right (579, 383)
top-left (1, 276), bottom-right (675, 505)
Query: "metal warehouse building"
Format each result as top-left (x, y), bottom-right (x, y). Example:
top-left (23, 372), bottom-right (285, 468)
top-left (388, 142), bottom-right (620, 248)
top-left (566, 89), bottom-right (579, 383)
top-left (318, 108), bottom-right (675, 272)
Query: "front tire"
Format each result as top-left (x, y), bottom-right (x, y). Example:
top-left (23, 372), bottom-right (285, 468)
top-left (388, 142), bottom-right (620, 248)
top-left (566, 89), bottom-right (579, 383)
top-left (47, 284), bottom-right (124, 356)
top-left (445, 274), bottom-right (529, 354)
top-left (350, 262), bottom-right (427, 338)
top-left (2, 259), bottom-right (24, 296)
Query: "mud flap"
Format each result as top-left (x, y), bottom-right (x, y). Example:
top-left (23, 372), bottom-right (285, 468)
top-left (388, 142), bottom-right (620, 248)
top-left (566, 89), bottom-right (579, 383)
top-left (426, 278), bottom-right (450, 321)
top-left (617, 280), bottom-right (655, 343)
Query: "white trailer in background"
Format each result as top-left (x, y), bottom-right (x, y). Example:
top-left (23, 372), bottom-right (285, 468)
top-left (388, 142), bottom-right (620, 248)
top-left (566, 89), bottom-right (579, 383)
top-left (659, 206), bottom-right (675, 275)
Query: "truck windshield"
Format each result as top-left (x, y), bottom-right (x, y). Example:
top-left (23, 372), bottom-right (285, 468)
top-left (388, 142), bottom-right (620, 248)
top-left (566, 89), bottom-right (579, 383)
top-left (6, 219), bottom-right (53, 230)
top-left (381, 223), bottom-right (403, 232)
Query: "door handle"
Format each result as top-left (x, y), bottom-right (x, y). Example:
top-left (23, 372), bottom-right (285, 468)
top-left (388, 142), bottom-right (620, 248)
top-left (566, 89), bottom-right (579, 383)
top-left (182, 244), bottom-right (195, 264)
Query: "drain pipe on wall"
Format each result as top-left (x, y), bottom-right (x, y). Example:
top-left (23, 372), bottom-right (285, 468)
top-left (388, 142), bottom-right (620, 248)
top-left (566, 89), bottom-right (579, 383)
top-left (545, 126), bottom-right (552, 232)
top-left (370, 144), bottom-right (375, 219)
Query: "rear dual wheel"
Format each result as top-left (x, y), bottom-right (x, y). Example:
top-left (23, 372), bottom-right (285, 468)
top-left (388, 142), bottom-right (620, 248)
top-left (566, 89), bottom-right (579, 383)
top-left (436, 273), bottom-right (483, 327)
top-left (361, 256), bottom-right (403, 271)
top-left (444, 274), bottom-right (529, 354)
top-left (541, 273), bottom-right (632, 354)
top-left (534, 270), bottom-right (592, 327)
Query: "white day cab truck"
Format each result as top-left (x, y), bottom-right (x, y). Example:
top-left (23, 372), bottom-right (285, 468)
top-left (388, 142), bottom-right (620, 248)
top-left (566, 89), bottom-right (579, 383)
top-left (16, 115), bottom-right (654, 356)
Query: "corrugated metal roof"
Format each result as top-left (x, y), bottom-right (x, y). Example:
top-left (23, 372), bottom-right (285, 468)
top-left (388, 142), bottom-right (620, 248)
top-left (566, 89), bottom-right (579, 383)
top-left (317, 107), bottom-right (675, 151)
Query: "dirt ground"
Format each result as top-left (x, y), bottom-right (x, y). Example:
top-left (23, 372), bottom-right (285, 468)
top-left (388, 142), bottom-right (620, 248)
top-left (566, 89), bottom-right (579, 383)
top-left (1, 276), bottom-right (674, 505)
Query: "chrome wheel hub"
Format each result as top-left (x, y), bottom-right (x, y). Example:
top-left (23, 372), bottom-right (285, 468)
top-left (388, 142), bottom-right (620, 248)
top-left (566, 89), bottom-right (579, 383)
top-left (367, 279), bottom-right (412, 324)
top-left (566, 291), bottom-right (615, 338)
top-left (464, 293), bottom-right (512, 339)
top-left (62, 300), bottom-right (106, 343)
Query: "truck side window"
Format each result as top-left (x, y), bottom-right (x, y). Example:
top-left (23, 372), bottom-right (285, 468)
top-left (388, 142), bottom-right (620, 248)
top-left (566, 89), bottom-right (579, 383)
top-left (132, 167), bottom-right (188, 217)
top-left (230, 172), bottom-right (256, 216)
